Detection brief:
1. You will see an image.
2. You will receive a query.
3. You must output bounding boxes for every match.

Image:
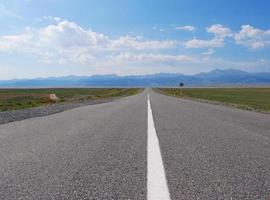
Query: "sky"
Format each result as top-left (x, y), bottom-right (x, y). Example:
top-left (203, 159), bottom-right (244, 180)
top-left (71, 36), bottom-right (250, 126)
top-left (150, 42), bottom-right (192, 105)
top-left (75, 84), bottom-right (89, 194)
top-left (0, 0), bottom-right (270, 79)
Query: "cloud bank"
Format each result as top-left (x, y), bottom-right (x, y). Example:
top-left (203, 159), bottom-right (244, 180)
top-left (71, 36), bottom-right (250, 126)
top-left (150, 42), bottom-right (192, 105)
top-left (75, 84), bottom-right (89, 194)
top-left (0, 19), bottom-right (269, 78)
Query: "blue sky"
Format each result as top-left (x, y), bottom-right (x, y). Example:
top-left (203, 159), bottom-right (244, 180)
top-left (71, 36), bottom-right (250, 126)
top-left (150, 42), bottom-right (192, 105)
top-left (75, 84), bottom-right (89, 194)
top-left (0, 0), bottom-right (270, 79)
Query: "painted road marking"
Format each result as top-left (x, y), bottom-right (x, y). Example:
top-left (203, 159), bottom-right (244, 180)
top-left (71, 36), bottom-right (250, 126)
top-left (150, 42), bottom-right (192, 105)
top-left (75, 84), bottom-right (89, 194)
top-left (147, 92), bottom-right (171, 200)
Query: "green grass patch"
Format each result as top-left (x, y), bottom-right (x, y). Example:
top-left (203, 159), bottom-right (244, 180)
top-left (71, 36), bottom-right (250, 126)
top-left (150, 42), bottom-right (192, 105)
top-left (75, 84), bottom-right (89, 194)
top-left (0, 88), bottom-right (143, 111)
top-left (156, 88), bottom-right (270, 112)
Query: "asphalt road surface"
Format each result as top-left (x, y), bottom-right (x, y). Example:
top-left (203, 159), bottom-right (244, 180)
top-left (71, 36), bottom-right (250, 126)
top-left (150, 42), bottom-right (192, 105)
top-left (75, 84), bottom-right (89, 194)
top-left (0, 89), bottom-right (270, 199)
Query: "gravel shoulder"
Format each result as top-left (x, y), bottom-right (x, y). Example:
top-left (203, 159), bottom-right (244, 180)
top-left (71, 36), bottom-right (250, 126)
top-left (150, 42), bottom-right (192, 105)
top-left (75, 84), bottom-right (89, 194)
top-left (0, 98), bottom-right (114, 125)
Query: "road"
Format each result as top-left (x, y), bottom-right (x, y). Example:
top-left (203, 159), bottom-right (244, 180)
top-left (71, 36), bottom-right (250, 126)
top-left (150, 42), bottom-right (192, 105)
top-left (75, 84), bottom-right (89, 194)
top-left (0, 89), bottom-right (270, 199)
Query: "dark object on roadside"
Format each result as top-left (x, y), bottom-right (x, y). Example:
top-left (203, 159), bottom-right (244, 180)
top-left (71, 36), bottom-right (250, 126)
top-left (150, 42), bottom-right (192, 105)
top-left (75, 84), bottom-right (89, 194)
top-left (179, 82), bottom-right (184, 96)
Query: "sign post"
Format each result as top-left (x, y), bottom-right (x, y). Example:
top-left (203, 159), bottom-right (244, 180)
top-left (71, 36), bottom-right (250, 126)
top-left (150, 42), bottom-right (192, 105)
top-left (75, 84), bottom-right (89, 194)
top-left (179, 82), bottom-right (184, 97)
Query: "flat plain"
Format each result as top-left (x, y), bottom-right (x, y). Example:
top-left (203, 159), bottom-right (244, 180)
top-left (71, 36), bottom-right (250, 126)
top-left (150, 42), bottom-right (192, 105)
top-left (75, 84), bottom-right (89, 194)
top-left (0, 88), bottom-right (142, 111)
top-left (157, 87), bottom-right (270, 113)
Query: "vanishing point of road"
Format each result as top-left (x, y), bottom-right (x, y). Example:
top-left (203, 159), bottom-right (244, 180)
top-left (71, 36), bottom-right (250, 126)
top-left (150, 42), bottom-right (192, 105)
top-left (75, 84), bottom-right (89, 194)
top-left (0, 89), bottom-right (270, 199)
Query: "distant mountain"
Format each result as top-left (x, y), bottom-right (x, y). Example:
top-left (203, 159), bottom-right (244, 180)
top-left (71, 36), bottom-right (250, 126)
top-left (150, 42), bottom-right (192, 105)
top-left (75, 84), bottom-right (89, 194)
top-left (1, 69), bottom-right (270, 87)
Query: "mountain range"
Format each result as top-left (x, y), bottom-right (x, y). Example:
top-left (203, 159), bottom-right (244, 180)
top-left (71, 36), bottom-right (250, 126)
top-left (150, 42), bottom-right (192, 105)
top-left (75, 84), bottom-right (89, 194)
top-left (1, 69), bottom-right (270, 87)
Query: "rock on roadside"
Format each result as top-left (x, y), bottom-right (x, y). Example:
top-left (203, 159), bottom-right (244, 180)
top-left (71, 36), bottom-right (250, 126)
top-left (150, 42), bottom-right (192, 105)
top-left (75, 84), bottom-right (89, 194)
top-left (48, 93), bottom-right (60, 102)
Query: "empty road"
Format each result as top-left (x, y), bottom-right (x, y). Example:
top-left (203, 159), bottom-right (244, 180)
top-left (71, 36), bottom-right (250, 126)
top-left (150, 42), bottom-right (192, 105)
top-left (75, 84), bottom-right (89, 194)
top-left (0, 89), bottom-right (270, 199)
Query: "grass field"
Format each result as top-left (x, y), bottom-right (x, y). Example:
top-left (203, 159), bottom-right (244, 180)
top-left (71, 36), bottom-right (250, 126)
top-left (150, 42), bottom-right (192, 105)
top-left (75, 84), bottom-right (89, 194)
top-left (157, 88), bottom-right (270, 113)
top-left (0, 88), bottom-right (143, 111)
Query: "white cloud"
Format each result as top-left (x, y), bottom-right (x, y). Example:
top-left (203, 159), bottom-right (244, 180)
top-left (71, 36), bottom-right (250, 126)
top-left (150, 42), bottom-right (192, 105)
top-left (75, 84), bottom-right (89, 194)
top-left (175, 25), bottom-right (196, 31)
top-left (38, 20), bottom-right (110, 49)
top-left (184, 24), bottom-right (270, 49)
top-left (185, 37), bottom-right (224, 48)
top-left (184, 24), bottom-right (232, 48)
top-left (111, 36), bottom-right (176, 50)
top-left (0, 33), bottom-right (34, 52)
top-left (114, 53), bottom-right (194, 62)
top-left (234, 25), bottom-right (270, 49)
top-left (43, 16), bottom-right (62, 22)
top-left (207, 24), bottom-right (233, 38)
top-left (1, 20), bottom-right (269, 77)
top-left (0, 19), bottom-right (177, 65)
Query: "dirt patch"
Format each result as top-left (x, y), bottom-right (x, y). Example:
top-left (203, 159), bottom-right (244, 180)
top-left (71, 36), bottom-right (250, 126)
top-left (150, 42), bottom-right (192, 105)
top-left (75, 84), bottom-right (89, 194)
top-left (0, 93), bottom-right (60, 103)
top-left (0, 94), bottom-right (47, 100)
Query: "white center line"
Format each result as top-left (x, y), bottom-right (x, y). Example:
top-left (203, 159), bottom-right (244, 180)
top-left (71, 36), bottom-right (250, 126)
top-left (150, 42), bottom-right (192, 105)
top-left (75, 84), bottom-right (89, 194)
top-left (147, 91), bottom-right (171, 200)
